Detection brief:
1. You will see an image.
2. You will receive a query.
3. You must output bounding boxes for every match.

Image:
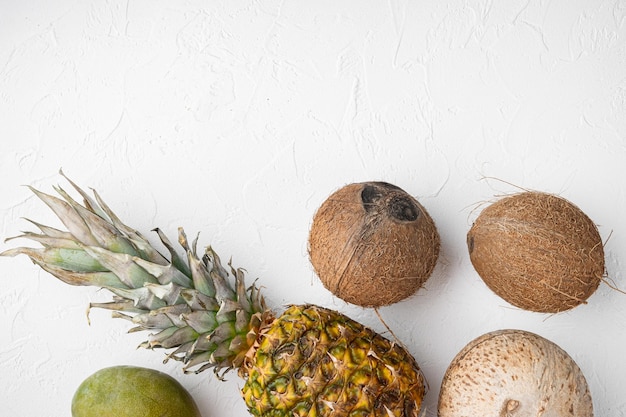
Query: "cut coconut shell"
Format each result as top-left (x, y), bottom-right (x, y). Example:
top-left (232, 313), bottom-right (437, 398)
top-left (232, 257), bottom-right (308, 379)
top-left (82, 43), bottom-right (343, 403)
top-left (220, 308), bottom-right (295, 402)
top-left (467, 191), bottom-right (604, 313)
top-left (439, 329), bottom-right (593, 417)
top-left (308, 181), bottom-right (440, 307)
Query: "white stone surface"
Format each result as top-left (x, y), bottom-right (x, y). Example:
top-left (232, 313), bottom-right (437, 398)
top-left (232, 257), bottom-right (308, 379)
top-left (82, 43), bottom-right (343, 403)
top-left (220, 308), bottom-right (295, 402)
top-left (1, 0), bottom-right (625, 416)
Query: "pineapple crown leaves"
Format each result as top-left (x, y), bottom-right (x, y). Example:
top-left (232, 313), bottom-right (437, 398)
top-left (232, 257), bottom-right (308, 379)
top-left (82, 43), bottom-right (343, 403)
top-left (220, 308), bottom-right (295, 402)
top-left (1, 171), bottom-right (269, 378)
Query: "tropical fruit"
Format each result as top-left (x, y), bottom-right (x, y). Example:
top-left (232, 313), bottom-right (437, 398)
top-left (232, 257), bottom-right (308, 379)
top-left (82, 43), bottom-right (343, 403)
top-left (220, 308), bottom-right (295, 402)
top-left (72, 365), bottom-right (202, 417)
top-left (309, 181), bottom-right (440, 307)
top-left (438, 329), bottom-right (593, 416)
top-left (467, 191), bottom-right (605, 312)
top-left (2, 173), bottom-right (426, 417)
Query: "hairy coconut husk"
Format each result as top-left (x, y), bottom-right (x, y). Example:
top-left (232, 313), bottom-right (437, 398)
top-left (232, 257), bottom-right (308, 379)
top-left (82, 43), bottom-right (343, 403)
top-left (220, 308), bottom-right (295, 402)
top-left (467, 191), bottom-right (604, 313)
top-left (438, 329), bottom-right (594, 417)
top-left (308, 181), bottom-right (440, 307)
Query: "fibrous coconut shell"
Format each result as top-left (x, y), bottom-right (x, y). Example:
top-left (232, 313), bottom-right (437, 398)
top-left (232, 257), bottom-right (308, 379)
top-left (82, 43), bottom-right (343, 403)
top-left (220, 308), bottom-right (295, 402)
top-left (308, 181), bottom-right (440, 307)
top-left (438, 329), bottom-right (593, 417)
top-left (467, 191), bottom-right (604, 313)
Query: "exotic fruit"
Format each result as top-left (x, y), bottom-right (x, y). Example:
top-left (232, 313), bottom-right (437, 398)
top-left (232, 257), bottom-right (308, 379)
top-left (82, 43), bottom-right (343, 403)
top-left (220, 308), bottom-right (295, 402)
top-left (2, 173), bottom-right (426, 417)
top-left (438, 329), bottom-right (593, 417)
top-left (308, 182), bottom-right (440, 307)
top-left (72, 366), bottom-right (202, 417)
top-left (467, 191), bottom-right (605, 313)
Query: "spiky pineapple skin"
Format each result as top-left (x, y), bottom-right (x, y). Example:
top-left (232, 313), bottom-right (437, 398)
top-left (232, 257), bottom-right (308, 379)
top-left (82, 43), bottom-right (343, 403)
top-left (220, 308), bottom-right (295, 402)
top-left (243, 305), bottom-right (425, 417)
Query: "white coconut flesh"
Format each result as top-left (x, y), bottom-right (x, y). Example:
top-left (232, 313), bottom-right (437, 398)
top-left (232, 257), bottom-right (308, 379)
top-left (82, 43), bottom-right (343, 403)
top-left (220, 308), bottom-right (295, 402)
top-left (438, 329), bottom-right (593, 417)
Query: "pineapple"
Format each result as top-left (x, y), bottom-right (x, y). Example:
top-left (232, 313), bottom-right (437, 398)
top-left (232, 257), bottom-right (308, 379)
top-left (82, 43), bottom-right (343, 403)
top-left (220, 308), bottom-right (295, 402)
top-left (1, 173), bottom-right (426, 417)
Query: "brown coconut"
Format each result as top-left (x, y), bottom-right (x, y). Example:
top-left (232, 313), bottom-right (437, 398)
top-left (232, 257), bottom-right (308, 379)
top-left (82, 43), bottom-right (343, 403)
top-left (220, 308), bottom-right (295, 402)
top-left (467, 191), bottom-right (604, 313)
top-left (308, 181), bottom-right (440, 307)
top-left (438, 329), bottom-right (593, 417)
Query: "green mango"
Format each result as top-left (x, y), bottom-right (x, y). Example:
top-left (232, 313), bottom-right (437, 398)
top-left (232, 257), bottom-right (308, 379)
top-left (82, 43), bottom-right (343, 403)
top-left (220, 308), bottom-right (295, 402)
top-left (71, 365), bottom-right (203, 417)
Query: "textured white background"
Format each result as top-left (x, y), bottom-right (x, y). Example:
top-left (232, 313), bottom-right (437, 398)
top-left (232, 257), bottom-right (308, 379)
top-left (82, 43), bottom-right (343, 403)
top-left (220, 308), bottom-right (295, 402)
top-left (1, 0), bottom-right (626, 416)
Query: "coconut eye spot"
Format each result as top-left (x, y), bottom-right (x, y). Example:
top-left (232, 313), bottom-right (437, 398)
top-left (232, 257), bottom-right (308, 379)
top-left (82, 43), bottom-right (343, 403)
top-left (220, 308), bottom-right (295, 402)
top-left (361, 184), bottom-right (383, 209)
top-left (389, 196), bottom-right (420, 222)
